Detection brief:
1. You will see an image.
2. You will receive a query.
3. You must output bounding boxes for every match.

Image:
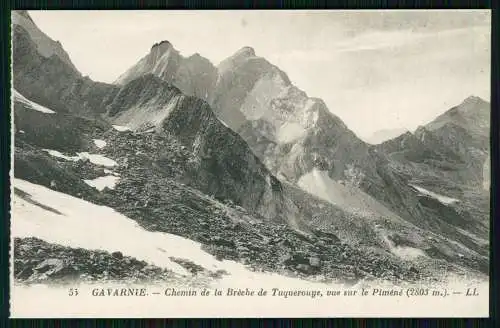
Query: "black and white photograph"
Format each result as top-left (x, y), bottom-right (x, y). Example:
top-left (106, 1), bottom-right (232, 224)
top-left (9, 9), bottom-right (491, 317)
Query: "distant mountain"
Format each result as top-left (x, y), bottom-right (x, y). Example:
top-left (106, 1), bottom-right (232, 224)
top-left (365, 128), bottom-right (409, 145)
top-left (378, 96), bottom-right (490, 247)
top-left (113, 39), bottom-right (490, 271)
top-left (11, 11), bottom-right (490, 286)
top-left (380, 96), bottom-right (490, 191)
top-left (114, 40), bottom-right (217, 102)
top-left (206, 46), bottom-right (490, 265)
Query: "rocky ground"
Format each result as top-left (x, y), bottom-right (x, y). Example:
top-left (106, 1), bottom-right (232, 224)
top-left (13, 237), bottom-right (227, 286)
top-left (14, 237), bottom-right (175, 284)
top-left (13, 127), bottom-right (487, 286)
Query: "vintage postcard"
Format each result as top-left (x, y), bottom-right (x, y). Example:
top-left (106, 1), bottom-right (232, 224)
top-left (9, 9), bottom-right (491, 318)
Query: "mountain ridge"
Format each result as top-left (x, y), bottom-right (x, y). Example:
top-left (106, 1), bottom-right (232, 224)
top-left (11, 11), bottom-right (490, 286)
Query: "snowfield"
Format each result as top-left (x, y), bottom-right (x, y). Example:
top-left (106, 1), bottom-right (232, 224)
top-left (409, 184), bottom-right (459, 205)
top-left (11, 179), bottom-right (343, 285)
top-left (10, 179), bottom-right (488, 317)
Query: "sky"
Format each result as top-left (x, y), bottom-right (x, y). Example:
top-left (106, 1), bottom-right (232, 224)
top-left (28, 10), bottom-right (491, 140)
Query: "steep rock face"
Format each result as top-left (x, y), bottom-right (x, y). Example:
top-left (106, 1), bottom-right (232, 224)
top-left (106, 74), bottom-right (286, 221)
top-left (210, 48), bottom-right (420, 228)
top-left (13, 89), bottom-right (111, 152)
top-left (12, 10), bottom-right (79, 72)
top-left (213, 47), bottom-right (371, 184)
top-left (12, 11), bottom-right (118, 116)
top-left (114, 41), bottom-right (217, 102)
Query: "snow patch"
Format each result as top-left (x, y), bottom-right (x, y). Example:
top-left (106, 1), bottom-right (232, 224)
top-left (112, 125), bottom-right (130, 132)
top-left (78, 153), bottom-right (118, 168)
top-left (84, 175), bottom-right (120, 191)
top-left (14, 90), bottom-right (56, 114)
top-left (409, 184), bottom-right (459, 205)
top-left (43, 149), bottom-right (118, 168)
top-left (43, 149), bottom-right (80, 161)
top-left (219, 119), bottom-right (229, 128)
top-left (93, 139), bottom-right (107, 149)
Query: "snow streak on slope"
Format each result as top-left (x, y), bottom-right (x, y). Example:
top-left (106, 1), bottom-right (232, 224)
top-left (112, 125), bottom-right (131, 132)
top-left (409, 184), bottom-right (459, 205)
top-left (298, 168), bottom-right (402, 222)
top-left (14, 89), bottom-right (56, 114)
top-left (43, 149), bottom-right (79, 161)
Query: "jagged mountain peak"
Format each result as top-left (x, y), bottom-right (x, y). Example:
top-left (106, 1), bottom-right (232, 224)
top-left (149, 40), bottom-right (177, 57)
top-left (114, 40), bottom-right (217, 102)
top-left (151, 40), bottom-right (173, 51)
top-left (234, 46), bottom-right (256, 58)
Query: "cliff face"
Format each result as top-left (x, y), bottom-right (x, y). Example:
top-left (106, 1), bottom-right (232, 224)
top-left (12, 10), bottom-right (79, 73)
top-left (12, 11), bottom-right (118, 117)
top-left (212, 47), bottom-right (371, 183)
top-left (104, 74), bottom-right (287, 221)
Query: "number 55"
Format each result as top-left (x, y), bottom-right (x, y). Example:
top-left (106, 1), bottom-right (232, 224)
top-left (68, 288), bottom-right (79, 296)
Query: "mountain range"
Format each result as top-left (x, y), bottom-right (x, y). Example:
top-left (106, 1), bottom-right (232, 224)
top-left (11, 10), bottom-right (490, 286)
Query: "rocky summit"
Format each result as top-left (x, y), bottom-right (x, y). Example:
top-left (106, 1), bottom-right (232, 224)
top-left (114, 40), bottom-right (217, 102)
top-left (11, 10), bottom-right (489, 287)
